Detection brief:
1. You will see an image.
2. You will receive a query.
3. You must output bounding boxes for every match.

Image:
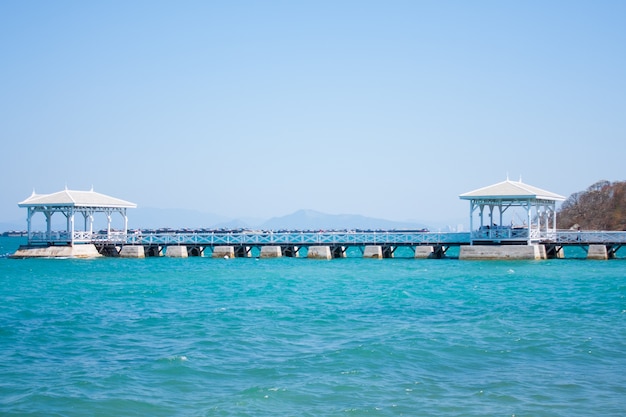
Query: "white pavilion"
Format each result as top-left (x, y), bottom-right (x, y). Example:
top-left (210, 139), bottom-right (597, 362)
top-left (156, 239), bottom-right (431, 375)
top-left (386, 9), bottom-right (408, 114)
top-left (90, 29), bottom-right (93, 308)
top-left (18, 188), bottom-right (137, 245)
top-left (459, 178), bottom-right (565, 245)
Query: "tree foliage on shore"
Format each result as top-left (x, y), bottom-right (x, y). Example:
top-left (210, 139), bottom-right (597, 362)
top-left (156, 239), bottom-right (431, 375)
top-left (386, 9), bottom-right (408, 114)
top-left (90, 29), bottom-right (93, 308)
top-left (557, 180), bottom-right (626, 230)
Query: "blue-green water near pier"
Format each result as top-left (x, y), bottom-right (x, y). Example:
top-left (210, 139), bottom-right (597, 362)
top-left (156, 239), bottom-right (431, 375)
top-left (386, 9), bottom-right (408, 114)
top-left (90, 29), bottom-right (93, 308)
top-left (1, 237), bottom-right (625, 416)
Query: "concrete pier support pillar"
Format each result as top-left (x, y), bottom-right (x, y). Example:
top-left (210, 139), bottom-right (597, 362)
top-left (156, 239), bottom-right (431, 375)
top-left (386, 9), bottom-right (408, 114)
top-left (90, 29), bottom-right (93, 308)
top-left (213, 246), bottom-right (235, 259)
top-left (166, 246), bottom-right (188, 258)
top-left (260, 246), bottom-right (282, 258)
top-left (119, 245), bottom-right (145, 258)
top-left (363, 245), bottom-right (383, 259)
top-left (414, 246), bottom-right (434, 259)
top-left (587, 245), bottom-right (608, 260)
top-left (459, 245), bottom-right (547, 260)
top-left (536, 244), bottom-right (547, 259)
top-left (307, 246), bottom-right (332, 260)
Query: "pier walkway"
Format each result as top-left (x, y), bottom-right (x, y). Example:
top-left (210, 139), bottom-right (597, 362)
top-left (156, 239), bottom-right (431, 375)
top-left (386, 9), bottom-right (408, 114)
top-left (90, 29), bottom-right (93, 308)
top-left (124, 230), bottom-right (469, 247)
top-left (23, 229), bottom-right (626, 259)
top-left (31, 229), bottom-right (470, 258)
top-left (29, 229), bottom-right (626, 247)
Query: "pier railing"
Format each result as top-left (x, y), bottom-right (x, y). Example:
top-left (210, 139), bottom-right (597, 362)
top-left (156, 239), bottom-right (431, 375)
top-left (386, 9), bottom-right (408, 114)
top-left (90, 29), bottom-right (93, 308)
top-left (25, 229), bottom-right (626, 247)
top-left (28, 231), bottom-right (129, 244)
top-left (548, 230), bottom-right (626, 245)
top-left (471, 227), bottom-right (530, 241)
top-left (120, 231), bottom-right (472, 246)
top-left (28, 231), bottom-right (72, 243)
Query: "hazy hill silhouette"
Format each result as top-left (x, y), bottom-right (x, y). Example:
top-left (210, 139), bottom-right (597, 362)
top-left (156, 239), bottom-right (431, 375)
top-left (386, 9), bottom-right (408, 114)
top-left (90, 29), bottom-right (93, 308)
top-left (260, 209), bottom-right (428, 231)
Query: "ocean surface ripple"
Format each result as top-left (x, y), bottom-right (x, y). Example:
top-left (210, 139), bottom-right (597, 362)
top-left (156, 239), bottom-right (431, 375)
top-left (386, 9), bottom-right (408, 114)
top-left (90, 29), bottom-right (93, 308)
top-left (1, 247), bottom-right (626, 416)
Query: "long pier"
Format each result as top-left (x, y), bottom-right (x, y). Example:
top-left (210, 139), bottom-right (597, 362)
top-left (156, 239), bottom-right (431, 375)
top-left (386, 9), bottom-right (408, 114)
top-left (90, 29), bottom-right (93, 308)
top-left (13, 183), bottom-right (625, 260)
top-left (17, 229), bottom-right (626, 259)
top-left (98, 230), bottom-right (470, 259)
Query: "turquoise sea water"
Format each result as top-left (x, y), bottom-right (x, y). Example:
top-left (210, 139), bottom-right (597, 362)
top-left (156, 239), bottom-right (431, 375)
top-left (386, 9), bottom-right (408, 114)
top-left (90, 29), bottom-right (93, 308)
top-left (1, 237), bottom-right (625, 416)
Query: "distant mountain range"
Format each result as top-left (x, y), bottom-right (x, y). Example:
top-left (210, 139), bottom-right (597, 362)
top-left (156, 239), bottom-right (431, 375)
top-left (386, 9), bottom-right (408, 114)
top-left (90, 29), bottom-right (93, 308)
top-left (258, 209), bottom-right (429, 231)
top-left (0, 208), bottom-right (432, 232)
top-left (133, 208), bottom-right (430, 231)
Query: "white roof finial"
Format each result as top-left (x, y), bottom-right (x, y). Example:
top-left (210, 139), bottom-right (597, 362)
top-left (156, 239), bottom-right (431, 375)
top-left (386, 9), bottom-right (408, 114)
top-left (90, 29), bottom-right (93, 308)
top-left (519, 174), bottom-right (523, 183)
top-left (90, 184), bottom-right (94, 192)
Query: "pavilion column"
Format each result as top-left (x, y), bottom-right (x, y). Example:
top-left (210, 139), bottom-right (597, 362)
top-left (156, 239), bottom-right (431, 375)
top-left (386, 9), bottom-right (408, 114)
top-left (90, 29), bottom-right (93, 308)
top-left (82, 211), bottom-right (94, 235)
top-left (68, 210), bottom-right (75, 245)
top-left (45, 211), bottom-right (52, 242)
top-left (533, 204), bottom-right (540, 241)
top-left (534, 204), bottom-right (538, 241)
top-left (122, 208), bottom-right (128, 235)
top-left (469, 202), bottom-right (475, 244)
top-left (479, 205), bottom-right (485, 228)
top-left (26, 207), bottom-right (33, 243)
top-left (107, 212), bottom-right (112, 238)
top-left (81, 210), bottom-right (91, 235)
top-left (527, 201), bottom-right (532, 244)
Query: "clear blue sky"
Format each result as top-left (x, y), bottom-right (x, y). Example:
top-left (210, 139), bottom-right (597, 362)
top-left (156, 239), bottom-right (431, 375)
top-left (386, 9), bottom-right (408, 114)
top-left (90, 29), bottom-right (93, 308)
top-left (1, 1), bottom-right (625, 226)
